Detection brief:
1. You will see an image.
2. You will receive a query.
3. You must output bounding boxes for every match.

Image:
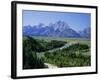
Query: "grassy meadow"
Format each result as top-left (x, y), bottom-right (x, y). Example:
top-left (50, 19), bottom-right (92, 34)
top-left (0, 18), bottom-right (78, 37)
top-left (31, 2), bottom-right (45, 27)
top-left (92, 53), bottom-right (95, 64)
top-left (33, 36), bottom-right (90, 45)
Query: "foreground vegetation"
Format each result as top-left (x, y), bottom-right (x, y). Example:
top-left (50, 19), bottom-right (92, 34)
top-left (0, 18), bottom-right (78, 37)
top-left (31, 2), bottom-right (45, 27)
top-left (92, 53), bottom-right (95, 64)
top-left (23, 36), bottom-right (66, 69)
top-left (44, 44), bottom-right (90, 67)
top-left (23, 36), bottom-right (91, 69)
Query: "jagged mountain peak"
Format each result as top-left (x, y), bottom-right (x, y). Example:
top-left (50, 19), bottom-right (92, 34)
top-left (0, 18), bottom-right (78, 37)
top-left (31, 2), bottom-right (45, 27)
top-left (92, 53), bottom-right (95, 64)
top-left (55, 21), bottom-right (70, 31)
top-left (79, 27), bottom-right (91, 39)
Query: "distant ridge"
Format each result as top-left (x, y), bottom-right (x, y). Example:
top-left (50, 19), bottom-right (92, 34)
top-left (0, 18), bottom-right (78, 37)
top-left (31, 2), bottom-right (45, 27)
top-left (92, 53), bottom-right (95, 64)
top-left (23, 21), bottom-right (90, 38)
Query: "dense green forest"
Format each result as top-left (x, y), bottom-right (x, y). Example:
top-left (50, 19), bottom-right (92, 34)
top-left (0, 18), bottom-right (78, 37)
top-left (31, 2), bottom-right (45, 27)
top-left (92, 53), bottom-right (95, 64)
top-left (23, 36), bottom-right (45, 69)
top-left (23, 36), bottom-right (91, 69)
top-left (23, 36), bottom-right (66, 69)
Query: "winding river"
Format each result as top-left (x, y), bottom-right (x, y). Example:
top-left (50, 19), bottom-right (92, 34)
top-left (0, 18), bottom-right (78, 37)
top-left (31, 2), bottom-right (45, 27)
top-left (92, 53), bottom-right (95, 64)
top-left (36, 43), bottom-right (71, 58)
top-left (48, 43), bottom-right (71, 53)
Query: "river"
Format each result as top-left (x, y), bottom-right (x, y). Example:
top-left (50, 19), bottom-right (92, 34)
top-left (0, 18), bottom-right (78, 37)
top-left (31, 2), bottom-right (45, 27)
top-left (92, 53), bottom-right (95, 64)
top-left (48, 43), bottom-right (71, 53)
top-left (36, 43), bottom-right (71, 58)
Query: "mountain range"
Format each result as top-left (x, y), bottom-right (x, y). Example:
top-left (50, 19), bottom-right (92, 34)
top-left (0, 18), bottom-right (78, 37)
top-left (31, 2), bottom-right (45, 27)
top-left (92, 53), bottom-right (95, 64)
top-left (23, 21), bottom-right (90, 39)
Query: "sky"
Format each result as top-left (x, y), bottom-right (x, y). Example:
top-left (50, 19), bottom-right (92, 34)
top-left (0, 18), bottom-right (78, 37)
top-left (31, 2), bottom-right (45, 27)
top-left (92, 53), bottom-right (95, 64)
top-left (22, 10), bottom-right (91, 31)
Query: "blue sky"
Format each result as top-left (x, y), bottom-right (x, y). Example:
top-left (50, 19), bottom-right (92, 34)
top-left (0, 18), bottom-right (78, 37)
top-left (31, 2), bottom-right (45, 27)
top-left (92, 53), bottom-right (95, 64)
top-left (23, 10), bottom-right (91, 31)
